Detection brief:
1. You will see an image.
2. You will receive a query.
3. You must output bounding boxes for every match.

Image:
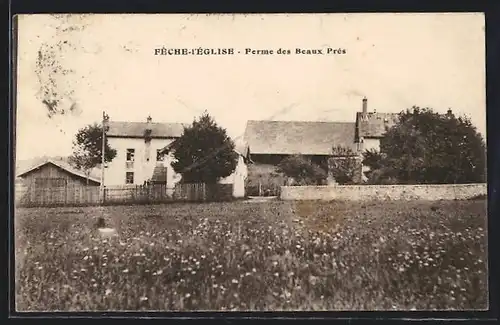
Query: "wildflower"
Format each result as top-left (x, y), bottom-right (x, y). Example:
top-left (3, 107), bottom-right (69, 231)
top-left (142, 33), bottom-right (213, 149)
top-left (185, 293), bottom-right (191, 298)
top-left (232, 279), bottom-right (239, 284)
top-left (140, 296), bottom-right (148, 302)
top-left (252, 268), bottom-right (257, 273)
top-left (122, 269), bottom-right (129, 273)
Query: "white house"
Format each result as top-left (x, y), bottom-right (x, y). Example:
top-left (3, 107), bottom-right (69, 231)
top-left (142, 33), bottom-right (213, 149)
top-left (218, 142), bottom-right (251, 198)
top-left (104, 116), bottom-right (186, 192)
top-left (104, 116), bottom-right (250, 198)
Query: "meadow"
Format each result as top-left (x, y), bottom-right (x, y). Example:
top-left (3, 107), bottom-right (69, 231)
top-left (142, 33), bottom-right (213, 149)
top-left (15, 199), bottom-right (488, 311)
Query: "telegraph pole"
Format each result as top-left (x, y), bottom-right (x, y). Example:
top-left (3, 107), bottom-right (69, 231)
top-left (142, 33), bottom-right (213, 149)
top-left (101, 111), bottom-right (109, 203)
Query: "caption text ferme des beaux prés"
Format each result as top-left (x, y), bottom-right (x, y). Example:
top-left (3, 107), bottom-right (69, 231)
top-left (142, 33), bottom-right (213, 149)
top-left (153, 47), bottom-right (347, 56)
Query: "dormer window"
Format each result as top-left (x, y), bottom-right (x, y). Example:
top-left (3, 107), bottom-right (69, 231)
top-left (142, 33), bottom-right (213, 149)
top-left (156, 149), bottom-right (164, 161)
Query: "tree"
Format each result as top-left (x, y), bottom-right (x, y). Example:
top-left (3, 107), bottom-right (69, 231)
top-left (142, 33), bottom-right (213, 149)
top-left (328, 145), bottom-right (361, 184)
top-left (69, 123), bottom-right (117, 184)
top-left (277, 155), bottom-right (327, 185)
top-left (362, 107), bottom-right (486, 184)
top-left (170, 112), bottom-right (238, 184)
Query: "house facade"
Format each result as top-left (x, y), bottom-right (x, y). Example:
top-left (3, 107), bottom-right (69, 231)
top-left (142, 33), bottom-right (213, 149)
top-left (104, 117), bottom-right (187, 194)
top-left (105, 116), bottom-right (250, 198)
top-left (355, 97), bottom-right (400, 152)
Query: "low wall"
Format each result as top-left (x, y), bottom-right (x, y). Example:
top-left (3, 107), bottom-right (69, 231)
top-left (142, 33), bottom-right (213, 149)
top-left (280, 183), bottom-right (487, 201)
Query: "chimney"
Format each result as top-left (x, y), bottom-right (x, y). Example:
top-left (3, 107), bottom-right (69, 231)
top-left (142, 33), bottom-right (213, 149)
top-left (362, 97), bottom-right (368, 114)
top-left (144, 115), bottom-right (152, 141)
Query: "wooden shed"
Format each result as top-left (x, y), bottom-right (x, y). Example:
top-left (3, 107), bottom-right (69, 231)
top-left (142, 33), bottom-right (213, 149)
top-left (16, 159), bottom-right (101, 206)
top-left (16, 159), bottom-right (101, 187)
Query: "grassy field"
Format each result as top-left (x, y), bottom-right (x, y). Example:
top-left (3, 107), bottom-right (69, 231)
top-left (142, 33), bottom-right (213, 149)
top-left (15, 199), bottom-right (488, 311)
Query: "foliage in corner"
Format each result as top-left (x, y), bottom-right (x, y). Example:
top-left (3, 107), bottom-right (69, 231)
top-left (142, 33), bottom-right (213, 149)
top-left (362, 107), bottom-right (486, 184)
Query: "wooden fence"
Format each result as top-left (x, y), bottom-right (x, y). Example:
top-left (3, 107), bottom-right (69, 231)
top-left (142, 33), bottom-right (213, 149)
top-left (15, 182), bottom-right (233, 207)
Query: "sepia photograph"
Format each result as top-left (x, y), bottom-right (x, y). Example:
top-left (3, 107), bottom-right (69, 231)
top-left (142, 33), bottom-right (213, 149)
top-left (13, 13), bottom-right (488, 312)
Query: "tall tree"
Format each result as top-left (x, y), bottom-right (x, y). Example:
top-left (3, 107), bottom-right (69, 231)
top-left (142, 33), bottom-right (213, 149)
top-left (170, 112), bottom-right (238, 184)
top-left (362, 107), bottom-right (486, 184)
top-left (69, 123), bottom-right (117, 184)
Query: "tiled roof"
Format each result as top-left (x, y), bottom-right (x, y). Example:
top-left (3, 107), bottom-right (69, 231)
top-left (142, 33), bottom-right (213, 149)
top-left (356, 112), bottom-right (400, 139)
top-left (16, 157), bottom-right (101, 184)
top-left (106, 121), bottom-right (188, 138)
top-left (244, 120), bottom-right (357, 156)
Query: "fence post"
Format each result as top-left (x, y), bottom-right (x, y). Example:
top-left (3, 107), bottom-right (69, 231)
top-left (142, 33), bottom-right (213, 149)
top-left (103, 186), bottom-right (107, 205)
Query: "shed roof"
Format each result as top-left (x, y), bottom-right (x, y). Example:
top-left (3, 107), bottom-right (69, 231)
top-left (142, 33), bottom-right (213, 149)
top-left (244, 120), bottom-right (357, 155)
top-left (16, 157), bottom-right (101, 184)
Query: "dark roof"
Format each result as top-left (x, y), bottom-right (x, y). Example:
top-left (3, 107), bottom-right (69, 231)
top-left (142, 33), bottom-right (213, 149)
top-left (16, 158), bottom-right (101, 184)
top-left (244, 120), bottom-right (357, 155)
top-left (151, 165), bottom-right (168, 183)
top-left (356, 112), bottom-right (400, 139)
top-left (106, 121), bottom-right (188, 138)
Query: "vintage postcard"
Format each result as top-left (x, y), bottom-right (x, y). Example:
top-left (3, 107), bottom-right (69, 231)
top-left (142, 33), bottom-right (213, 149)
top-left (13, 13), bottom-right (487, 312)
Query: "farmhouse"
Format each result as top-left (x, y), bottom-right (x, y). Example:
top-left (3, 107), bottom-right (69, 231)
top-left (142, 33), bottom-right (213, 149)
top-left (105, 116), bottom-right (250, 198)
top-left (243, 98), bottom-right (399, 188)
top-left (355, 97), bottom-right (400, 152)
top-left (104, 116), bottom-right (188, 190)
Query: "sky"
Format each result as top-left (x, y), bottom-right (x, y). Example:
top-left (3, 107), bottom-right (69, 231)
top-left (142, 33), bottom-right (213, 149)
top-left (15, 13), bottom-right (486, 161)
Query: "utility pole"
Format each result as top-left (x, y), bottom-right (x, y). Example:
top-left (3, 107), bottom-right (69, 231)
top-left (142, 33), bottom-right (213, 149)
top-left (101, 111), bottom-right (109, 203)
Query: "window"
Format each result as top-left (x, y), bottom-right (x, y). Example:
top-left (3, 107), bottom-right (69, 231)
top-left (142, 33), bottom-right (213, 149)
top-left (125, 172), bottom-right (134, 184)
top-left (126, 149), bottom-right (135, 162)
top-left (156, 149), bottom-right (164, 161)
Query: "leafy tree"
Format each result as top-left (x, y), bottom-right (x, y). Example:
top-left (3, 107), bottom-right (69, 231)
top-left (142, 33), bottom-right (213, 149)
top-left (362, 107), bottom-right (486, 184)
top-left (328, 145), bottom-right (361, 184)
top-left (69, 123), bottom-right (117, 184)
top-left (170, 112), bottom-right (238, 184)
top-left (277, 155), bottom-right (327, 185)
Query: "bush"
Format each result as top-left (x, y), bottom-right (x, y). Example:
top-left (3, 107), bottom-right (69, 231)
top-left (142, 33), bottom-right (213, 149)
top-left (277, 155), bottom-right (327, 185)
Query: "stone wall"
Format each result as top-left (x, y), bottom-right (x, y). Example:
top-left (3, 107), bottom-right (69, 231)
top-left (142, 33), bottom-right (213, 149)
top-left (280, 183), bottom-right (487, 201)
